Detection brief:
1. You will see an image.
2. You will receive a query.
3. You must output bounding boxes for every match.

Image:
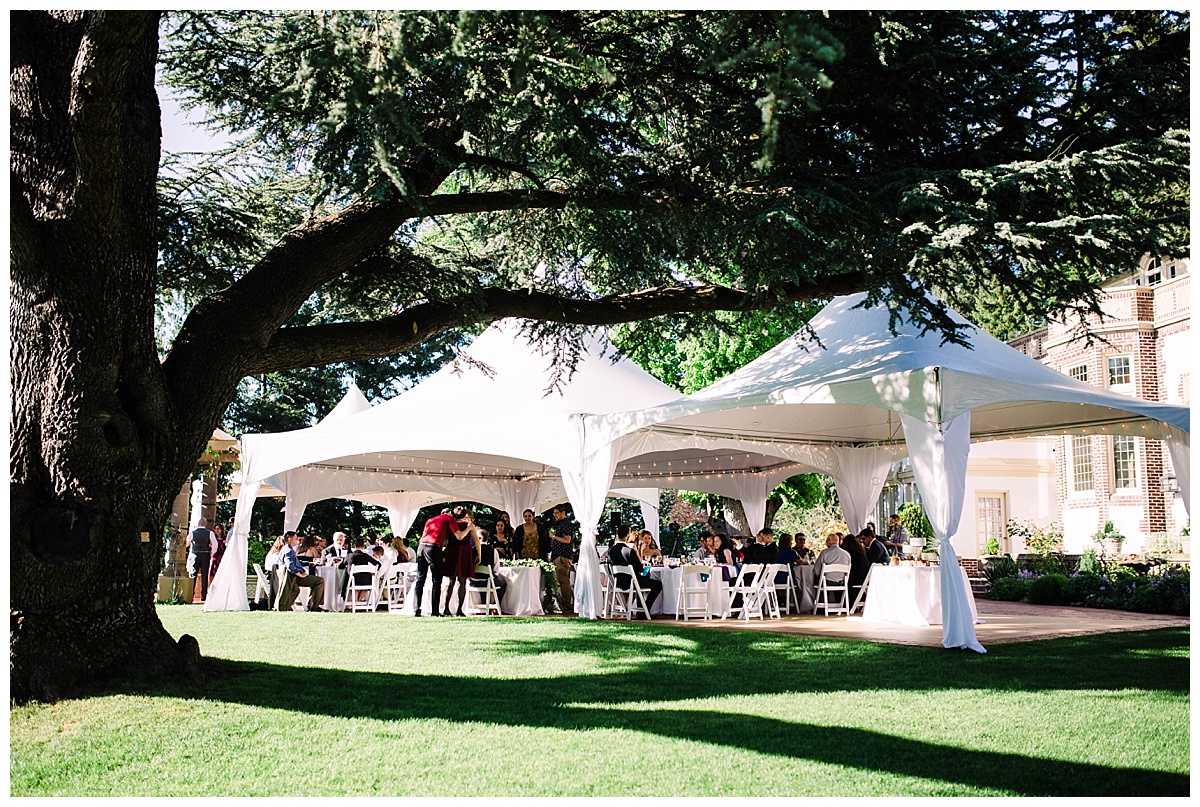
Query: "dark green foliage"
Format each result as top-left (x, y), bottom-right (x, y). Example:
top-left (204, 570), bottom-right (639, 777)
top-left (1078, 548), bottom-right (1101, 575)
top-left (1065, 572), bottom-right (1106, 606)
top-left (1124, 569), bottom-right (1190, 616)
top-left (897, 502), bottom-right (933, 541)
top-left (988, 577), bottom-right (1029, 602)
top-left (245, 537), bottom-right (269, 573)
top-left (1027, 573), bottom-right (1069, 606)
top-left (981, 554), bottom-right (1018, 586)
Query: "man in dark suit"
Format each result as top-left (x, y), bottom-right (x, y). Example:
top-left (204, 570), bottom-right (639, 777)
top-left (341, 536), bottom-right (381, 601)
top-left (864, 528), bottom-right (890, 565)
top-left (323, 531), bottom-right (349, 565)
top-left (606, 524), bottom-right (662, 617)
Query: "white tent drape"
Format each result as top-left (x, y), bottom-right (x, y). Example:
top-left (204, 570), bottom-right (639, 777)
top-left (732, 473), bottom-right (770, 535)
top-left (499, 479), bottom-right (545, 528)
top-left (901, 412), bottom-right (984, 653)
top-left (829, 446), bottom-right (895, 535)
top-left (204, 481), bottom-right (259, 612)
top-left (380, 492), bottom-right (427, 541)
top-left (1164, 426), bottom-right (1191, 516)
top-left (562, 439), bottom-right (619, 619)
top-left (639, 500), bottom-right (660, 544)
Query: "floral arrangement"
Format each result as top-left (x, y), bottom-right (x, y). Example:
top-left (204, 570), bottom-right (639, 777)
top-left (502, 558), bottom-right (560, 613)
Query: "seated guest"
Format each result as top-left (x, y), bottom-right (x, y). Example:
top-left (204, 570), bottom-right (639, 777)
top-left (745, 528), bottom-right (779, 566)
top-left (264, 536), bottom-right (285, 573)
top-left (692, 534), bottom-right (713, 563)
top-left (341, 536), bottom-right (381, 601)
top-left (323, 531), bottom-right (349, 565)
top-left (638, 531), bottom-right (663, 564)
top-left (812, 533), bottom-right (851, 590)
top-left (606, 524), bottom-right (662, 617)
top-left (864, 528), bottom-right (890, 565)
top-left (387, 537), bottom-right (410, 563)
top-left (794, 533), bottom-right (816, 563)
top-left (841, 531), bottom-right (871, 606)
top-left (277, 530), bottom-right (326, 611)
top-left (296, 533), bottom-right (321, 560)
top-left (776, 534), bottom-right (799, 584)
top-left (712, 534), bottom-right (737, 567)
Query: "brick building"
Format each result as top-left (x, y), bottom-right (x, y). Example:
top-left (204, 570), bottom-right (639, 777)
top-left (1006, 255), bottom-right (1190, 554)
top-left (875, 255), bottom-right (1190, 558)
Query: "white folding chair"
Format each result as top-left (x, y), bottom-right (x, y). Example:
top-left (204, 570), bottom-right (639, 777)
top-left (675, 564), bottom-right (712, 621)
top-left (599, 562), bottom-right (615, 619)
top-left (849, 564), bottom-right (877, 615)
top-left (463, 564), bottom-right (503, 615)
top-left (758, 563), bottom-right (786, 619)
top-left (727, 564), bottom-right (765, 620)
top-left (383, 564), bottom-right (410, 612)
top-left (345, 561), bottom-right (379, 613)
top-left (608, 565), bottom-right (651, 620)
top-left (815, 563), bottom-right (851, 616)
top-left (772, 564), bottom-right (797, 614)
top-left (252, 563), bottom-right (272, 605)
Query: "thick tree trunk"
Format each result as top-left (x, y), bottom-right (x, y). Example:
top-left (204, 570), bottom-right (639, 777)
top-left (9, 11), bottom-right (214, 702)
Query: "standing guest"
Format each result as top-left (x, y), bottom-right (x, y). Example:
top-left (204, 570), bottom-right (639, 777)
top-left (444, 507), bottom-right (482, 617)
top-left (209, 522), bottom-right (228, 581)
top-left (323, 532), bottom-right (349, 565)
top-left (512, 509), bottom-right (550, 560)
top-left (864, 528), bottom-right (890, 565)
top-left (606, 524), bottom-right (661, 617)
top-left (277, 530), bottom-right (326, 612)
top-left (549, 505), bottom-right (578, 615)
top-left (186, 517), bottom-right (218, 602)
top-left (341, 536), bottom-right (381, 602)
top-left (491, 519), bottom-right (514, 560)
top-left (841, 531), bottom-right (870, 606)
top-left (413, 508), bottom-right (470, 617)
top-left (885, 513), bottom-right (910, 557)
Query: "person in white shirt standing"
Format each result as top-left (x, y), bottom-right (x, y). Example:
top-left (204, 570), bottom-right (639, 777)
top-left (186, 517), bottom-right (218, 602)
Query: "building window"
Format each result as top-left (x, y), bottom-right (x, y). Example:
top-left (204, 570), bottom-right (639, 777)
top-left (976, 493), bottom-right (1007, 554)
top-left (1112, 436), bottom-right (1138, 490)
top-left (1070, 436), bottom-right (1094, 494)
top-left (1068, 364), bottom-right (1089, 383)
top-left (1107, 356), bottom-right (1132, 392)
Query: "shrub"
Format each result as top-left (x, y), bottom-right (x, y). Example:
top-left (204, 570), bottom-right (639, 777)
top-left (1078, 548), bottom-right (1101, 574)
top-left (1066, 572), bottom-right (1105, 606)
top-left (988, 576), bottom-right (1029, 601)
top-left (1124, 569), bottom-right (1190, 616)
top-left (246, 538), bottom-right (269, 572)
top-left (897, 502), bottom-right (933, 541)
top-left (1027, 573), bottom-right (1069, 605)
top-left (982, 554), bottom-right (1018, 585)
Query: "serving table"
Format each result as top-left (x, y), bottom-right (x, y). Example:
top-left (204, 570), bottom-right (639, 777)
top-left (860, 565), bottom-right (979, 626)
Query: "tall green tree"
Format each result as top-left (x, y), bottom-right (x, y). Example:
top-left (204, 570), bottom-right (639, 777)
top-left (11, 10), bottom-right (1188, 701)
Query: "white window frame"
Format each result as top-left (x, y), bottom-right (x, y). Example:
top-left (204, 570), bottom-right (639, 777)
top-left (1068, 435), bottom-right (1094, 495)
top-left (1111, 435), bottom-right (1139, 493)
top-left (1107, 355), bottom-right (1133, 395)
top-left (975, 492), bottom-right (1008, 555)
top-left (1068, 363), bottom-right (1089, 384)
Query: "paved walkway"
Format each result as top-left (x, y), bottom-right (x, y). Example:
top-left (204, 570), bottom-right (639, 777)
top-left (636, 598), bottom-right (1189, 647)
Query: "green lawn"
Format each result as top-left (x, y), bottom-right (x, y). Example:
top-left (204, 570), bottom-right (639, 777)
top-left (10, 607), bottom-right (1190, 796)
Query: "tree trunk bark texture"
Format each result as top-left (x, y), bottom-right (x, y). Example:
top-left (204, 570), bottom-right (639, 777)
top-left (9, 11), bottom-right (211, 702)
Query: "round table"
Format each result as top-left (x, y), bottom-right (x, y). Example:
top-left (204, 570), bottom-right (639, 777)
top-left (310, 565), bottom-right (346, 612)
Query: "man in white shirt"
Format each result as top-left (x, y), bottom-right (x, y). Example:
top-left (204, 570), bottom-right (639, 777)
top-left (186, 517), bottom-right (218, 602)
top-left (812, 532), bottom-right (851, 586)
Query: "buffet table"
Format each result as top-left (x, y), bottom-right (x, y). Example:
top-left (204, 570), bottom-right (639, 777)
top-left (860, 565), bottom-right (980, 626)
top-left (497, 566), bottom-right (544, 616)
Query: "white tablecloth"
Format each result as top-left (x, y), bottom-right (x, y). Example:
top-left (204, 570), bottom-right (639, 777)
top-left (647, 566), bottom-right (729, 617)
top-left (498, 566), bottom-right (543, 616)
top-left (860, 565), bottom-right (980, 626)
top-left (790, 565), bottom-right (816, 614)
top-left (311, 565), bottom-right (346, 612)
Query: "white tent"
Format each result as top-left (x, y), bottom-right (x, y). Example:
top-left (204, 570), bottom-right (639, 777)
top-left (574, 293), bottom-right (1191, 652)
top-left (205, 321), bottom-right (689, 612)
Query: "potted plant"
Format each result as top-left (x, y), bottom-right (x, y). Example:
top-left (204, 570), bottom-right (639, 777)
top-left (1091, 521), bottom-right (1125, 556)
top-left (983, 536), bottom-right (1001, 557)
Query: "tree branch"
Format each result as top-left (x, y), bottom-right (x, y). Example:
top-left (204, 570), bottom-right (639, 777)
top-left (243, 272), bottom-right (870, 374)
